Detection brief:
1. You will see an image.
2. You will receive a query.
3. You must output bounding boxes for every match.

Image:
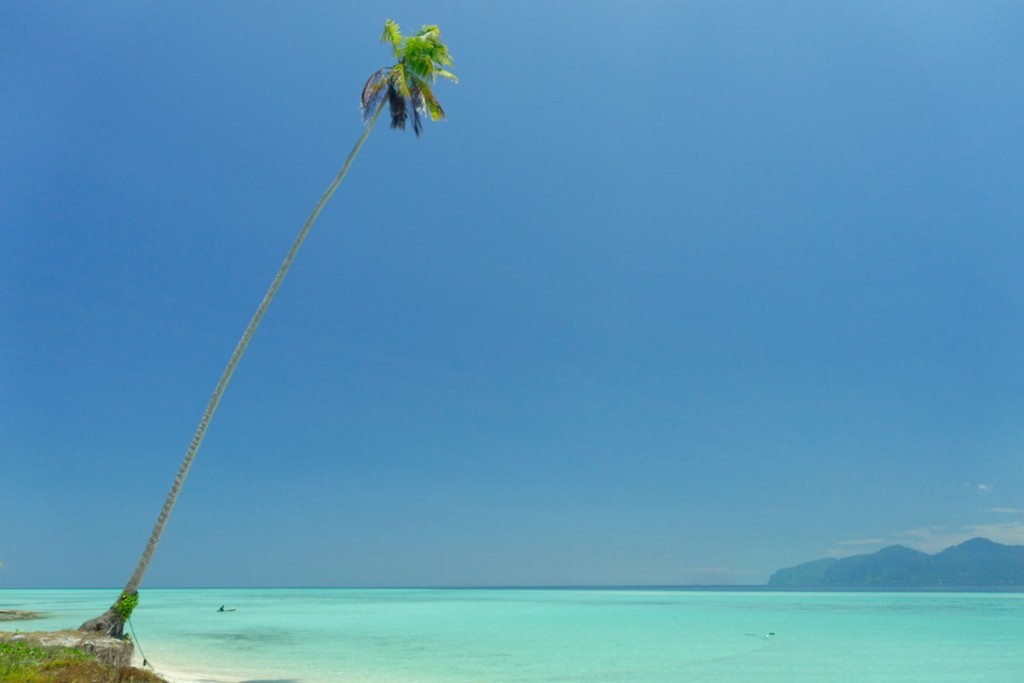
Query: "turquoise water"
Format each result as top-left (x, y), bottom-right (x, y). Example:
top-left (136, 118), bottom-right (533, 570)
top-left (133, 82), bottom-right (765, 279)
top-left (3, 588), bottom-right (1022, 682)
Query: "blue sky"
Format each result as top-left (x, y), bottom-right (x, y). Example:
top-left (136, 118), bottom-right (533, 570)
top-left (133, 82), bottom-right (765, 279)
top-left (3, 1), bottom-right (1023, 588)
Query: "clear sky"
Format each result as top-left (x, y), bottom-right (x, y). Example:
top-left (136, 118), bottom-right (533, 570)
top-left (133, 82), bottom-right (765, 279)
top-left (3, 1), bottom-right (1023, 588)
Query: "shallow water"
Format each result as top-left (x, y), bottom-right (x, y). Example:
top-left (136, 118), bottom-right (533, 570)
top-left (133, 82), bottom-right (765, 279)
top-left (3, 588), bottom-right (1022, 683)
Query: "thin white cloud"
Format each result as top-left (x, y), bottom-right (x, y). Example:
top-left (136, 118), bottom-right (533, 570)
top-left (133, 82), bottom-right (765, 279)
top-left (978, 483), bottom-right (993, 493)
top-left (960, 522), bottom-right (1024, 546)
top-left (676, 566), bottom-right (761, 584)
top-left (895, 523), bottom-right (1024, 553)
top-left (989, 508), bottom-right (1024, 515)
top-left (825, 538), bottom-right (889, 557)
top-left (836, 538), bottom-right (888, 546)
top-left (829, 521), bottom-right (1024, 557)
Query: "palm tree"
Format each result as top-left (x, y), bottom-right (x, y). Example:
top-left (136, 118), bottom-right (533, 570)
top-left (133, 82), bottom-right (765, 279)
top-left (80, 19), bottom-right (456, 639)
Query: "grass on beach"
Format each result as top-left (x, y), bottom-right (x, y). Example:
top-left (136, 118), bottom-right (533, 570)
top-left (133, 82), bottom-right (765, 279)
top-left (0, 641), bottom-right (164, 683)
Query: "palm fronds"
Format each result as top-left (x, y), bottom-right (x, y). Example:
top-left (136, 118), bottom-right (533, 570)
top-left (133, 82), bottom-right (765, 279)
top-left (360, 67), bottom-right (390, 123)
top-left (387, 82), bottom-right (409, 131)
top-left (361, 19), bottom-right (457, 136)
top-left (381, 19), bottom-right (402, 55)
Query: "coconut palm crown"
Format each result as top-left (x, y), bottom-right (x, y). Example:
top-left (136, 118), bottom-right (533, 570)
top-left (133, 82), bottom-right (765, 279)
top-left (361, 19), bottom-right (457, 136)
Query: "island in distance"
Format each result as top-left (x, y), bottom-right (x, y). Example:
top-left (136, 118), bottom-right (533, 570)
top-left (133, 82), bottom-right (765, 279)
top-left (768, 537), bottom-right (1024, 588)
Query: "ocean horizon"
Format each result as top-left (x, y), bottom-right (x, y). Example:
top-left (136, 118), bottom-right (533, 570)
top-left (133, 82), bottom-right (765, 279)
top-left (3, 587), bottom-right (1022, 682)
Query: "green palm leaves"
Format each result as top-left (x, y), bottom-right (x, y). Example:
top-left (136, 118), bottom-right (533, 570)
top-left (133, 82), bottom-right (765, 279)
top-left (361, 19), bottom-right (457, 136)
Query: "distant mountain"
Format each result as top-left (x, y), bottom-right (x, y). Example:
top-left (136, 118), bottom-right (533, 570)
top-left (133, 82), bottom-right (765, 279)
top-left (768, 538), bottom-right (1024, 587)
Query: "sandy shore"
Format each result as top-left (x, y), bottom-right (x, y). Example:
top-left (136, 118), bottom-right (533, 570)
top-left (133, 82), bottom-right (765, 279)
top-left (152, 669), bottom-right (242, 683)
top-left (132, 656), bottom-right (243, 683)
top-left (133, 654), bottom-right (247, 683)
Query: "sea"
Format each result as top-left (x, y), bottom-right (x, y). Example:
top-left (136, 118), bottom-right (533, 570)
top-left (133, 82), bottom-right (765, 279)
top-left (2, 588), bottom-right (1022, 683)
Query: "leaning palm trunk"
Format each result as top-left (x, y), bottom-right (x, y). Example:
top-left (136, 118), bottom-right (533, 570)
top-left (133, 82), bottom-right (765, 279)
top-left (81, 104), bottom-right (384, 638)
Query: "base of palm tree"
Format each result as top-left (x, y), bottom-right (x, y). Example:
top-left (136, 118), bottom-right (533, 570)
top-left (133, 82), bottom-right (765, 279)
top-left (79, 607), bottom-right (125, 639)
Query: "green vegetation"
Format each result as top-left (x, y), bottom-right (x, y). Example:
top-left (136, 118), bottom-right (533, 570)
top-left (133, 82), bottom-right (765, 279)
top-left (80, 18), bottom-right (456, 638)
top-left (362, 20), bottom-right (457, 134)
top-left (1, 641), bottom-right (86, 676)
top-left (0, 642), bottom-right (161, 682)
top-left (113, 593), bottom-right (138, 625)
